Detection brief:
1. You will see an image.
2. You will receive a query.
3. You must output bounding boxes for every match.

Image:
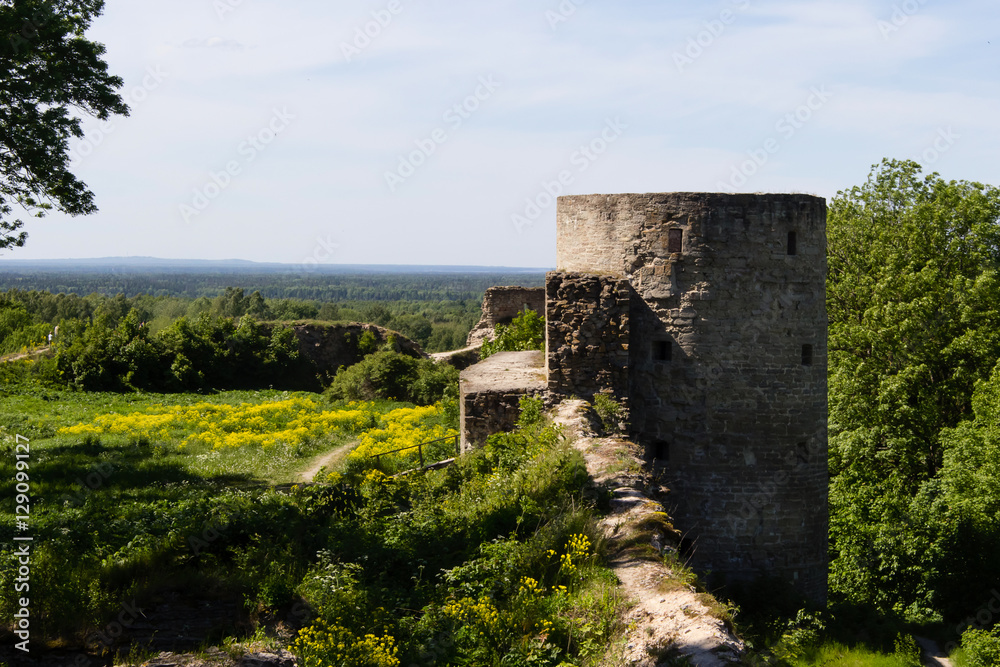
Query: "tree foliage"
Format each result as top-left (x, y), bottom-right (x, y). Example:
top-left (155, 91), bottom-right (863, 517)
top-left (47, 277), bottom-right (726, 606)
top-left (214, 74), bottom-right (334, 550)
top-left (827, 159), bottom-right (1000, 620)
top-left (325, 349), bottom-right (458, 406)
top-left (0, 0), bottom-right (128, 249)
top-left (480, 309), bottom-right (545, 359)
top-left (54, 310), bottom-right (301, 391)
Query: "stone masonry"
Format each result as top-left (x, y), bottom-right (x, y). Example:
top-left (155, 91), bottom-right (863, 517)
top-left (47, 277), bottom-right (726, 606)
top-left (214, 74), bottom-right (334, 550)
top-left (459, 191), bottom-right (828, 603)
top-left (545, 272), bottom-right (630, 401)
top-left (552, 192), bottom-right (828, 602)
top-left (459, 350), bottom-right (546, 453)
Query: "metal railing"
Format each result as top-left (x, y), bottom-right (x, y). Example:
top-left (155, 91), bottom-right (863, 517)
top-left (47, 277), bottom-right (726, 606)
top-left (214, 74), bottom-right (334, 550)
top-left (369, 434), bottom-right (460, 469)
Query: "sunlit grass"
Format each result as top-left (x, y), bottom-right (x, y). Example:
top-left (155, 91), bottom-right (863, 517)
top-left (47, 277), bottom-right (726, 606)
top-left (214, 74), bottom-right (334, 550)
top-left (788, 641), bottom-right (922, 667)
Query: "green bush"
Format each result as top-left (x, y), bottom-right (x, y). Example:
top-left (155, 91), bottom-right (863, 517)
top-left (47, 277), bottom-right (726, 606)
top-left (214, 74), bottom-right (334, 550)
top-left (961, 627), bottom-right (1000, 667)
top-left (480, 309), bottom-right (545, 359)
top-left (325, 350), bottom-right (458, 406)
top-left (54, 310), bottom-right (301, 391)
top-left (0, 300), bottom-right (51, 354)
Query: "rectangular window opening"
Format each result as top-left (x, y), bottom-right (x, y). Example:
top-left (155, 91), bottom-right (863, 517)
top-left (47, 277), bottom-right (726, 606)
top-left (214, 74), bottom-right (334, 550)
top-left (654, 440), bottom-right (670, 461)
top-left (668, 228), bottom-right (683, 254)
top-left (801, 344), bottom-right (813, 366)
top-left (654, 340), bottom-right (672, 362)
top-left (787, 231), bottom-right (798, 256)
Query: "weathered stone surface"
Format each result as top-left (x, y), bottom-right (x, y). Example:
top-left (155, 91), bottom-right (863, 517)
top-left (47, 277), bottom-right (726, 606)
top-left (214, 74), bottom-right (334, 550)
top-left (552, 192), bottom-right (828, 603)
top-left (262, 322), bottom-right (426, 390)
top-left (466, 286), bottom-right (546, 347)
top-left (459, 351), bottom-right (546, 452)
top-left (545, 272), bottom-right (630, 402)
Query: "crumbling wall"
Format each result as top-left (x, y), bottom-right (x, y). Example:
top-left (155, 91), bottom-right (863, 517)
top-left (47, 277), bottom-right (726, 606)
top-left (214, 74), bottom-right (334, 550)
top-left (461, 387), bottom-right (546, 453)
top-left (466, 286), bottom-right (546, 347)
top-left (459, 350), bottom-right (546, 453)
top-left (267, 322), bottom-right (426, 390)
top-left (545, 272), bottom-right (630, 402)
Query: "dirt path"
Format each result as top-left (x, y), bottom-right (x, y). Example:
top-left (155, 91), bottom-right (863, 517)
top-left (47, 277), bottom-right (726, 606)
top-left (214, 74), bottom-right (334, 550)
top-left (916, 636), bottom-right (954, 667)
top-left (297, 441), bottom-right (354, 483)
top-left (550, 400), bottom-right (744, 666)
top-left (0, 345), bottom-right (50, 362)
top-left (429, 344), bottom-right (480, 361)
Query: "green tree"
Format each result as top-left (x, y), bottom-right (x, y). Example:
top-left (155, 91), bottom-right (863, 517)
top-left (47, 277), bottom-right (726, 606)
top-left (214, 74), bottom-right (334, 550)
top-left (0, 0), bottom-right (128, 249)
top-left (827, 159), bottom-right (1000, 617)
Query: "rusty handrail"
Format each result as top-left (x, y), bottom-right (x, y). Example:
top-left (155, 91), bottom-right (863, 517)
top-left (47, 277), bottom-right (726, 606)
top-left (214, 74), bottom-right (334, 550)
top-left (370, 434), bottom-right (460, 468)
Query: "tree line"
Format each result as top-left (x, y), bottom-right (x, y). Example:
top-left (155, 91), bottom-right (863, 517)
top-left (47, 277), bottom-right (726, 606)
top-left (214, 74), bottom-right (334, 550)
top-left (0, 285), bottom-right (488, 355)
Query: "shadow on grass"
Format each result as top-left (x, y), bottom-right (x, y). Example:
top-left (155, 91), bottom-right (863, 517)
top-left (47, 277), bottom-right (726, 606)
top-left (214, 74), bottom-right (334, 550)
top-left (0, 436), bottom-right (258, 502)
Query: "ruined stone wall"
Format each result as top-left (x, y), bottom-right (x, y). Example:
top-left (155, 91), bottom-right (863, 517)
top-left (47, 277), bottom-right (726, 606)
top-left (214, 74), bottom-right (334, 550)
top-left (461, 387), bottom-right (546, 452)
top-left (554, 192), bottom-right (828, 602)
top-left (466, 286), bottom-right (546, 347)
top-left (459, 350), bottom-right (547, 453)
top-left (262, 322), bottom-right (425, 391)
top-left (545, 272), bottom-right (630, 402)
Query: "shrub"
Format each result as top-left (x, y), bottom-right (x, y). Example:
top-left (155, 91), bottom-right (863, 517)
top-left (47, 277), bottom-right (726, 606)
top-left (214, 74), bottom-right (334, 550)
top-left (961, 627), bottom-right (1000, 667)
top-left (480, 309), bottom-right (544, 359)
top-left (325, 351), bottom-right (458, 406)
top-left (55, 310), bottom-right (302, 391)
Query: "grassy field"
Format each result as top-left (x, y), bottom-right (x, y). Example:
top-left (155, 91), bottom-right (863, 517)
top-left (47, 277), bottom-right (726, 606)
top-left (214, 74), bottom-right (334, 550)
top-left (0, 382), bottom-right (457, 654)
top-left (0, 384), bottom-right (631, 666)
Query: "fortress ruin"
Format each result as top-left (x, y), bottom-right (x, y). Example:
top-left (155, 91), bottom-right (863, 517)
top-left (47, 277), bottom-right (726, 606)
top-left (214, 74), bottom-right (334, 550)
top-left (461, 192), bottom-right (829, 602)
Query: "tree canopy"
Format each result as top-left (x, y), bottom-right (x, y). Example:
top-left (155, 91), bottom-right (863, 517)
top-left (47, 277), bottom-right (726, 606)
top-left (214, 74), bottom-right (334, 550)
top-left (827, 158), bottom-right (1000, 621)
top-left (0, 0), bottom-right (127, 249)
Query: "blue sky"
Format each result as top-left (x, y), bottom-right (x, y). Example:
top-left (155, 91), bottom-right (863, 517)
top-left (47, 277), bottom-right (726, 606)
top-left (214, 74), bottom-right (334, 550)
top-left (6, 0), bottom-right (998, 268)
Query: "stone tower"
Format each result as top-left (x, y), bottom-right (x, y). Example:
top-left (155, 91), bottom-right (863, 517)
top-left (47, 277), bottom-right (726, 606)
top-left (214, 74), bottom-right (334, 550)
top-left (546, 192), bottom-right (828, 602)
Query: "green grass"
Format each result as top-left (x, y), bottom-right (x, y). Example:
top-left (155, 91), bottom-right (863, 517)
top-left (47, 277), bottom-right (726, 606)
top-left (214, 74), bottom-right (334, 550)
top-left (0, 379), bottom-right (631, 667)
top-left (786, 641), bottom-right (922, 666)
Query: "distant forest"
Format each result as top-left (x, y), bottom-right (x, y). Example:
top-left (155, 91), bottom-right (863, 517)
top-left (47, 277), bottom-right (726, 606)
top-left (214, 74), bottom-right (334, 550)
top-left (0, 268), bottom-right (547, 302)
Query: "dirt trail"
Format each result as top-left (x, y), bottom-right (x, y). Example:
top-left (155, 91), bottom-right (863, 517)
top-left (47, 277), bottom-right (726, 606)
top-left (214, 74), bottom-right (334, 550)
top-left (915, 636), bottom-right (954, 667)
top-left (298, 441), bottom-right (354, 483)
top-left (550, 400), bottom-right (744, 666)
top-left (0, 345), bottom-right (50, 362)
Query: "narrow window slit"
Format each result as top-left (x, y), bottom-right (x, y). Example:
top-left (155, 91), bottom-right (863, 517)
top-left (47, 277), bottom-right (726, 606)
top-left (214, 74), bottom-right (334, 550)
top-left (654, 440), bottom-right (670, 461)
top-left (787, 231), bottom-right (797, 256)
top-left (801, 344), bottom-right (813, 366)
top-left (668, 229), bottom-right (683, 254)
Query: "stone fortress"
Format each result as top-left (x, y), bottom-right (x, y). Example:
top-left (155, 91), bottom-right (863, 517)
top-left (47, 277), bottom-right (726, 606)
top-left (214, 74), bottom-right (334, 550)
top-left (459, 192), bottom-right (828, 602)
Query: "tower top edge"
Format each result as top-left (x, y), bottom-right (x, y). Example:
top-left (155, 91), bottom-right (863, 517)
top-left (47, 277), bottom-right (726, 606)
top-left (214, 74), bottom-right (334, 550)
top-left (557, 192), bottom-right (826, 203)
